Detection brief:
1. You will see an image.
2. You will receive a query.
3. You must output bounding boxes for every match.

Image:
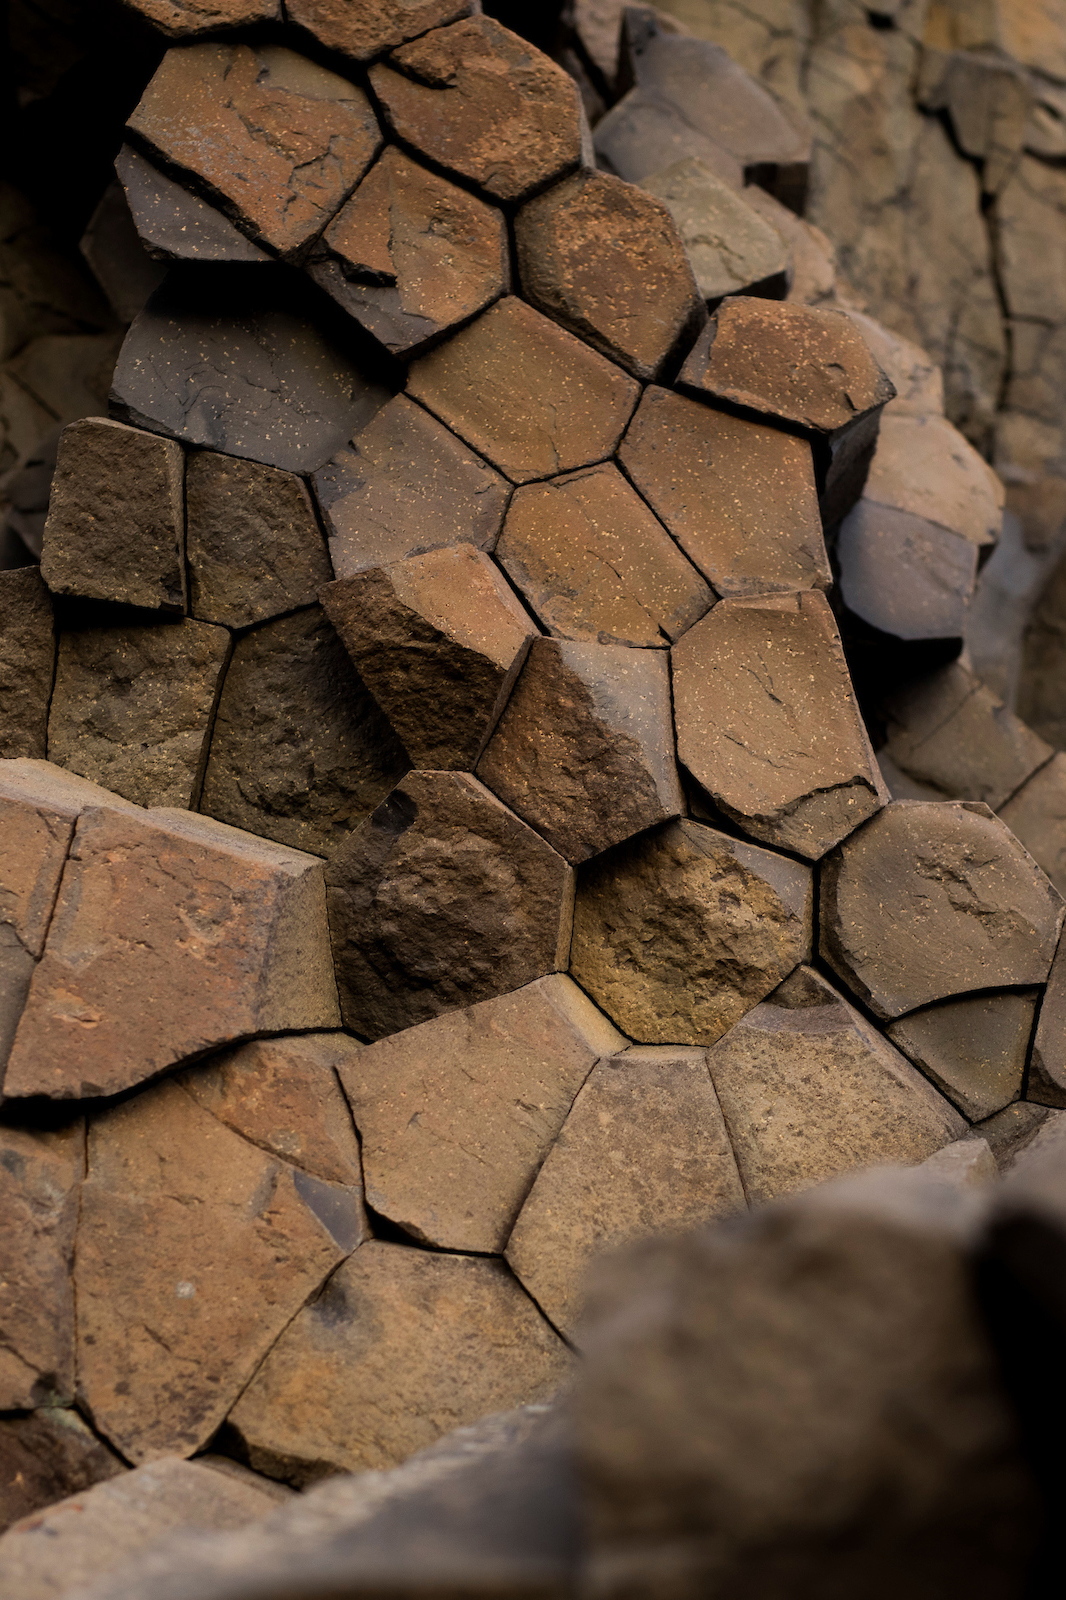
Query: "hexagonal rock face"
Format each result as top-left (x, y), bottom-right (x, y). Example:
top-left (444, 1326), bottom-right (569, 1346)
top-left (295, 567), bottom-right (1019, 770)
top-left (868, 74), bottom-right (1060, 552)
top-left (120, 0), bottom-right (280, 36)
top-left (570, 819), bottom-right (812, 1047)
top-left (0, 568), bottom-right (54, 761)
top-left (287, 0), bottom-right (473, 60)
top-left (127, 45), bottom-right (382, 259)
top-left (225, 1242), bottom-right (572, 1483)
top-left (514, 168), bottom-right (704, 382)
top-left (311, 147), bottom-right (509, 359)
top-left (618, 387), bottom-right (828, 597)
top-left (4, 804), bottom-right (341, 1101)
top-left (672, 592), bottom-right (886, 860)
top-left (324, 771), bottom-right (574, 1040)
top-left (336, 975), bottom-right (624, 1253)
top-left (819, 801), bottom-right (1065, 1019)
top-left (322, 544), bottom-right (537, 771)
top-left (477, 638), bottom-right (682, 864)
top-left (495, 464), bottom-right (712, 648)
top-left (886, 992), bottom-right (1039, 1122)
top-left (407, 296), bottom-right (640, 485)
top-left (369, 17), bottom-right (583, 205)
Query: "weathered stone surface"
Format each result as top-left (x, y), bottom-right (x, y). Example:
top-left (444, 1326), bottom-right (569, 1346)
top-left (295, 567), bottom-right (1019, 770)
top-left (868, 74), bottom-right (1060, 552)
top-left (673, 592), bottom-right (885, 860)
top-left (594, 87), bottom-right (746, 190)
top-left (477, 638), bottom-right (682, 864)
top-left (5, 805), bottom-right (340, 1100)
top-left (920, 1136), bottom-right (999, 1190)
top-left (1028, 926), bottom-right (1066, 1108)
top-left (843, 310), bottom-right (945, 418)
top-left (865, 412), bottom-right (1004, 548)
top-left (918, 46), bottom-right (1030, 197)
top-left (514, 167), bottom-right (703, 382)
top-left (40, 418), bottom-right (184, 612)
top-left (1017, 531), bottom-right (1066, 748)
top-left (47, 619), bottom-right (231, 810)
top-left (618, 385), bottom-right (828, 596)
top-left (0, 568), bottom-right (53, 761)
top-left (820, 800), bottom-right (1064, 1020)
top-left (0, 1409), bottom-right (123, 1536)
top-left (118, 0), bottom-right (280, 35)
top-left (287, 0), bottom-right (474, 60)
top-left (640, 159), bottom-right (790, 302)
top-left (76, 1079), bottom-right (361, 1462)
top-left (127, 45), bottom-right (382, 260)
top-left (226, 1242), bottom-right (572, 1483)
top-left (496, 464), bottom-right (711, 648)
top-left (887, 991), bottom-right (1037, 1123)
top-left (77, 180), bottom-right (166, 325)
top-left (506, 1047), bottom-right (745, 1340)
top-left (114, 146), bottom-right (271, 265)
top-left (337, 975), bottom-right (623, 1252)
top-left (407, 296), bottom-right (640, 485)
top-left (837, 498), bottom-right (979, 642)
top-left (186, 451), bottom-right (332, 630)
top-left (312, 147), bottom-right (508, 360)
top-left (370, 18), bottom-right (583, 205)
top-left (325, 771), bottom-right (574, 1039)
top-left (1000, 753), bottom-right (1066, 899)
top-left (313, 395), bottom-right (510, 577)
top-left (199, 606), bottom-right (408, 858)
top-left (322, 545), bottom-right (535, 771)
top-left (571, 819), bottom-right (812, 1047)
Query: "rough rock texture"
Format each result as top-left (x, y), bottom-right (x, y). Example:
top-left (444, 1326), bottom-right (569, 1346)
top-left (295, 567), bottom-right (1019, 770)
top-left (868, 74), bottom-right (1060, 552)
top-left (322, 544), bottom-right (536, 770)
top-left (337, 975), bottom-right (623, 1252)
top-left (325, 771), bottom-right (574, 1039)
top-left (571, 819), bottom-right (812, 1048)
top-left (837, 498), bottom-right (979, 642)
top-left (1000, 752), bottom-right (1066, 898)
top-left (640, 158), bottom-right (790, 302)
top-left (0, 568), bottom-right (54, 760)
top-left (286, 0), bottom-right (474, 60)
top-left (115, 146), bottom-right (272, 266)
top-left (119, 0), bottom-right (281, 35)
top-left (1028, 928), bottom-right (1066, 1107)
top-left (594, 86), bottom-right (745, 191)
top-left (477, 638), bottom-right (682, 863)
top-left (0, 1408), bottom-right (123, 1535)
top-left (886, 991), bottom-right (1037, 1123)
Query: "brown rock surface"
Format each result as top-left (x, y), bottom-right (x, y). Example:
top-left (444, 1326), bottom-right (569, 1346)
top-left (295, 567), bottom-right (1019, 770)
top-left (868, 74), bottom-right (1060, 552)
top-left (1000, 752), bottom-right (1066, 899)
top-left (40, 419), bottom-right (184, 612)
top-left (115, 145), bottom-right (272, 265)
top-left (325, 771), bottom-right (574, 1039)
top-left (0, 568), bottom-right (54, 760)
top-left (495, 464), bottom-right (712, 648)
top-left (226, 1242), bottom-right (572, 1483)
top-left (618, 386), bottom-right (828, 596)
top-left (640, 159), bottom-right (791, 303)
top-left (5, 804), bottom-right (340, 1101)
top-left (593, 87), bottom-right (745, 192)
top-left (0, 1409), bottom-right (123, 1536)
top-left (506, 1047), bottom-right (745, 1340)
top-left (287, 0), bottom-right (473, 59)
top-left (672, 592), bottom-right (886, 860)
top-left (337, 975), bottom-right (623, 1252)
top-left (887, 991), bottom-right (1037, 1123)
top-left (119, 0), bottom-right (281, 35)
top-left (820, 800), bottom-right (1064, 1019)
top-left (370, 18), bottom-right (583, 205)
top-left (477, 638), bottom-right (682, 864)
top-left (407, 296), bottom-right (639, 485)
top-left (1028, 928), bottom-right (1066, 1108)
top-left (570, 819), bottom-right (812, 1047)
top-left (322, 544), bottom-right (536, 771)
top-left (127, 44), bottom-right (382, 259)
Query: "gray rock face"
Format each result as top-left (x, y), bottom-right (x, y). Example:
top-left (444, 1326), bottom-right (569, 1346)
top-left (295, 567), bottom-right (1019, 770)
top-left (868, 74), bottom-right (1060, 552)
top-left (887, 991), bottom-right (1038, 1122)
top-left (115, 145), bottom-right (271, 264)
top-left (0, 568), bottom-right (54, 759)
top-left (1028, 928), bottom-right (1066, 1107)
top-left (837, 499), bottom-right (979, 642)
top-left (999, 750), bottom-right (1066, 900)
top-left (640, 158), bottom-right (791, 302)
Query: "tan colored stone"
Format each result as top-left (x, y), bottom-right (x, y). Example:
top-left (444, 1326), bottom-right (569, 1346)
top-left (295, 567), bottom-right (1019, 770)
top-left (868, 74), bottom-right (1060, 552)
top-left (337, 975), bottom-right (623, 1252)
top-left (226, 1242), bottom-right (572, 1483)
top-left (1029, 927), bottom-right (1066, 1107)
top-left (322, 544), bottom-right (536, 770)
top-left (842, 311), bottom-right (945, 417)
top-left (570, 818), bottom-right (812, 1047)
top-left (1001, 753), bottom-right (1066, 901)
top-left (115, 145), bottom-right (271, 266)
top-left (287, 0), bottom-right (473, 60)
top-left (836, 498), bottom-right (979, 641)
top-left (477, 638), bottom-right (682, 864)
top-left (918, 46), bottom-right (1030, 196)
top-left (640, 159), bottom-right (789, 302)
top-left (407, 296), bottom-right (640, 485)
top-left (0, 1409), bottom-right (123, 1536)
top-left (887, 991), bottom-right (1037, 1122)
top-left (865, 413), bottom-right (1004, 548)
top-left (0, 568), bottom-right (54, 761)
top-left (118, 0), bottom-right (280, 35)
top-left (506, 1047), bottom-right (745, 1340)
top-left (593, 87), bottom-right (746, 191)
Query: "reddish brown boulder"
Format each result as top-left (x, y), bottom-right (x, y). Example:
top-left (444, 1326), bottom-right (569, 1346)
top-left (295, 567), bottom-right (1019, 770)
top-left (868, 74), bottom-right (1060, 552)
top-left (119, 0), bottom-right (280, 35)
top-left (287, 0), bottom-right (474, 61)
top-left (0, 568), bottom-right (54, 760)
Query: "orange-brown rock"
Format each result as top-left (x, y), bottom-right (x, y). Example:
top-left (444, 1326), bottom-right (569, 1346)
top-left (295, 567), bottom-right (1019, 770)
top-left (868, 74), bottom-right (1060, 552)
top-left (370, 17), bottom-right (583, 205)
top-left (119, 0), bottom-right (280, 36)
top-left (408, 297), bottom-right (639, 485)
top-left (287, 0), bottom-right (473, 60)
top-left (0, 568), bottom-right (54, 761)
top-left (887, 991), bottom-right (1038, 1122)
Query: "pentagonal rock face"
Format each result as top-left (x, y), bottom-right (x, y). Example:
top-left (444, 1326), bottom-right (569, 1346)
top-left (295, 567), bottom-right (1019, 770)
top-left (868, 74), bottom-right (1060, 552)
top-left (639, 159), bottom-right (791, 302)
top-left (4, 805), bottom-right (341, 1101)
top-left (336, 975), bottom-right (624, 1253)
top-left (312, 147), bottom-right (509, 359)
top-left (495, 464), bottom-right (712, 648)
top-left (369, 17), bottom-right (583, 205)
top-left (116, 145), bottom-right (272, 264)
top-left (618, 387), bottom-right (828, 597)
top-left (477, 638), bottom-right (682, 864)
top-left (226, 1242), bottom-right (572, 1483)
top-left (505, 1047), bottom-right (745, 1340)
top-left (820, 801), bottom-right (1065, 1019)
top-left (325, 771), bottom-right (574, 1039)
top-left (322, 544), bottom-right (537, 771)
top-left (571, 819), bottom-right (812, 1047)
top-left (312, 395), bottom-right (510, 577)
top-left (121, 0), bottom-right (280, 36)
top-left (836, 499), bottom-right (978, 642)
top-left (40, 419), bottom-right (185, 612)
top-left (514, 167), bottom-right (704, 382)
top-left (407, 297), bottom-right (640, 484)
top-left (673, 592), bottom-right (885, 860)
top-left (0, 569), bottom-right (54, 761)
top-left (127, 45), bottom-right (382, 259)
top-left (287, 0), bottom-right (474, 60)
top-left (886, 992), bottom-right (1038, 1122)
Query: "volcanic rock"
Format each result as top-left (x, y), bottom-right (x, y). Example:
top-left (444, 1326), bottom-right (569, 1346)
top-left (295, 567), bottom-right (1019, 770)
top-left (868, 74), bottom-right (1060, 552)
top-left (115, 146), bottom-right (271, 265)
top-left (1027, 929), bottom-right (1066, 1107)
top-left (0, 567), bottom-right (54, 760)
top-left (119, 0), bottom-right (281, 35)
top-left (287, 0), bottom-right (474, 60)
top-left (836, 499), bottom-right (979, 642)
top-left (640, 159), bottom-right (790, 302)
top-left (843, 310), bottom-right (945, 417)
top-left (0, 1409), bottom-right (123, 1536)
top-left (593, 88), bottom-right (745, 190)
top-left (887, 991), bottom-right (1037, 1122)
top-left (864, 412), bottom-right (1004, 548)
top-left (999, 751), bottom-right (1066, 899)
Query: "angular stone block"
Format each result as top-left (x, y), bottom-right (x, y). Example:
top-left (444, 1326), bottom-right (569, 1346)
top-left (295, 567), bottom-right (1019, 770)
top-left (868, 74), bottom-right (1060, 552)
top-left (5, 805), bottom-right (341, 1101)
top-left (407, 296), bottom-right (640, 485)
top-left (1000, 752), bottom-right (1066, 899)
top-left (673, 592), bottom-right (886, 859)
top-left (887, 991), bottom-right (1037, 1122)
top-left (495, 463), bottom-right (712, 648)
top-left (0, 568), bottom-right (54, 760)
top-left (118, 0), bottom-right (280, 35)
top-left (0, 1409), bottom-right (123, 1536)
top-left (40, 418), bottom-right (184, 613)
top-left (477, 638), bottom-right (682, 864)
top-left (325, 771), bottom-right (574, 1039)
top-left (594, 87), bottom-right (745, 190)
top-left (287, 0), bottom-right (474, 60)
top-left (337, 975), bottom-right (623, 1252)
top-left (1028, 929), bottom-right (1066, 1108)
top-left (570, 819), bottom-right (812, 1047)
top-left (640, 159), bottom-right (790, 302)
top-left (115, 146), bottom-right (271, 265)
top-left (820, 800), bottom-right (1064, 1019)
top-left (837, 498), bottom-right (979, 642)
top-left (865, 413), bottom-right (1004, 549)
top-left (843, 310), bottom-right (945, 418)
top-left (322, 544), bottom-right (536, 770)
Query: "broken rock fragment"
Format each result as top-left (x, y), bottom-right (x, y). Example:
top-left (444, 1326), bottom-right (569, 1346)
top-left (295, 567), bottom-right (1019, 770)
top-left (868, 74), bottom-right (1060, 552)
top-left (0, 1408), bottom-right (123, 1536)
top-left (287, 0), bottom-right (474, 60)
top-left (0, 567), bottom-right (54, 760)
top-left (115, 146), bottom-right (271, 265)
top-left (640, 159), bottom-right (790, 302)
top-left (887, 991), bottom-right (1037, 1122)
